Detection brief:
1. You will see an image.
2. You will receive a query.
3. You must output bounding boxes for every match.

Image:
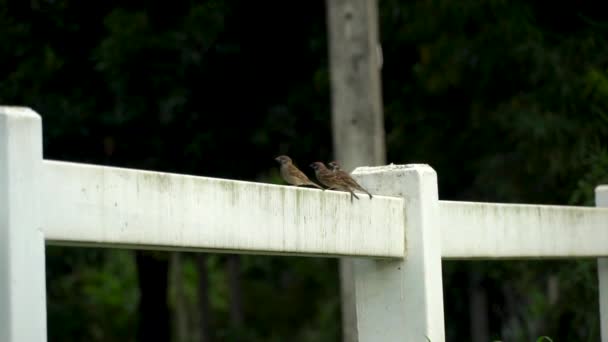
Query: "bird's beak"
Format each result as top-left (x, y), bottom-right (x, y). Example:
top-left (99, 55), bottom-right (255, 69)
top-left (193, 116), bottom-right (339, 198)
top-left (309, 163), bottom-right (315, 168)
top-left (274, 157), bottom-right (281, 162)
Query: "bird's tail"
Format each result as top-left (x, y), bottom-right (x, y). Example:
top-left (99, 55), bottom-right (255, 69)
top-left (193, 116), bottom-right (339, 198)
top-left (309, 182), bottom-right (323, 189)
top-left (354, 184), bottom-right (373, 199)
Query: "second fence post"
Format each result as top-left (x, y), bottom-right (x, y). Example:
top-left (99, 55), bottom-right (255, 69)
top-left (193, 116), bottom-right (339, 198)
top-left (597, 185), bottom-right (608, 342)
top-left (352, 164), bottom-right (445, 341)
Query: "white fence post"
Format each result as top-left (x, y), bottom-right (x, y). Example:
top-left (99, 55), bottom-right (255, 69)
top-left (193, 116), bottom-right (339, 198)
top-left (0, 107), bottom-right (47, 342)
top-left (597, 185), bottom-right (608, 342)
top-left (351, 164), bottom-right (445, 342)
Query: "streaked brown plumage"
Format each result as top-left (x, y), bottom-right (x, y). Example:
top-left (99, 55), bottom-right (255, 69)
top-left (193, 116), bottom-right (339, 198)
top-left (275, 155), bottom-right (323, 189)
top-left (310, 161), bottom-right (359, 201)
top-left (328, 161), bottom-right (373, 199)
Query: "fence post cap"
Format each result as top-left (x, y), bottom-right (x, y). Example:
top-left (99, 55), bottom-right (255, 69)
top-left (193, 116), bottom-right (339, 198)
top-left (596, 185), bottom-right (608, 193)
top-left (353, 163), bottom-right (435, 176)
top-left (0, 106), bottom-right (39, 119)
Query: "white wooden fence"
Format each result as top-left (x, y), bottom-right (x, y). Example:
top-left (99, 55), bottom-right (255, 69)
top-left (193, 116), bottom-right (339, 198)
top-left (1, 106), bottom-right (608, 341)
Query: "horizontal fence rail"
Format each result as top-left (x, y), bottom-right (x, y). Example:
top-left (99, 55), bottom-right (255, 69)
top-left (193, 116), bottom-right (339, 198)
top-left (440, 200), bottom-right (608, 259)
top-left (41, 160), bottom-right (405, 258)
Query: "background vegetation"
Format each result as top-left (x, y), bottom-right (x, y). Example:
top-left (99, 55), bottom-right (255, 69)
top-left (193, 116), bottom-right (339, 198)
top-left (2, 0), bottom-right (608, 341)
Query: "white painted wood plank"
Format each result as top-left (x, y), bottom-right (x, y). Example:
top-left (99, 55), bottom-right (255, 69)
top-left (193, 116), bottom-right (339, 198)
top-left (0, 107), bottom-right (47, 342)
top-left (352, 164), bottom-right (445, 342)
top-left (596, 185), bottom-right (608, 342)
top-left (41, 160), bottom-right (405, 258)
top-left (440, 200), bottom-right (608, 258)
top-left (600, 260), bottom-right (608, 342)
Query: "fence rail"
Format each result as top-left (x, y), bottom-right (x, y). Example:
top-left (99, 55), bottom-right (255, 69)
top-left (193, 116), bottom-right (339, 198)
top-left (42, 160), bottom-right (405, 258)
top-left (440, 200), bottom-right (608, 258)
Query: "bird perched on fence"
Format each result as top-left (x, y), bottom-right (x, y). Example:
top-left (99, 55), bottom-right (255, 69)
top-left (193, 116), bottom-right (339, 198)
top-left (328, 161), bottom-right (373, 199)
top-left (275, 155), bottom-right (323, 189)
top-left (309, 161), bottom-right (359, 202)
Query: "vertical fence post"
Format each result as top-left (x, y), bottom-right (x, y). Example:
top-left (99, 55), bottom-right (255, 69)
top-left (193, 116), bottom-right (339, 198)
top-left (597, 185), bottom-right (608, 342)
top-left (351, 164), bottom-right (445, 341)
top-left (0, 107), bottom-right (47, 342)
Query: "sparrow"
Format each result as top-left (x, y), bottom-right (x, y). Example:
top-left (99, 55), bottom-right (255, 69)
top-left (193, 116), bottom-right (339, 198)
top-left (328, 161), bottom-right (373, 199)
top-left (275, 155), bottom-right (323, 189)
top-left (310, 161), bottom-right (359, 201)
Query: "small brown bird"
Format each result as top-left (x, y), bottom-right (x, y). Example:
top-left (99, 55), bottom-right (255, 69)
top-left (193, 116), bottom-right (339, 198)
top-left (275, 155), bottom-right (323, 189)
top-left (310, 161), bottom-right (359, 201)
top-left (328, 161), bottom-right (373, 199)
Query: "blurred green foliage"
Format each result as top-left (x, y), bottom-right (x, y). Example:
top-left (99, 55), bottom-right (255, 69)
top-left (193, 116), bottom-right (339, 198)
top-left (1, 0), bottom-right (608, 341)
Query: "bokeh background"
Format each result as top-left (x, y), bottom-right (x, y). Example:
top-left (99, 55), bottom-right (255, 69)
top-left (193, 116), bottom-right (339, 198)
top-left (2, 0), bottom-right (608, 341)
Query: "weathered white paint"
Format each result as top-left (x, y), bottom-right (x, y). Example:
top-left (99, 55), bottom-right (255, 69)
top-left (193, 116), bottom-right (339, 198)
top-left (440, 200), bottom-right (608, 258)
top-left (0, 107), bottom-right (47, 342)
top-left (41, 160), bottom-right (405, 258)
top-left (596, 185), bottom-right (608, 342)
top-left (351, 164), bottom-right (445, 342)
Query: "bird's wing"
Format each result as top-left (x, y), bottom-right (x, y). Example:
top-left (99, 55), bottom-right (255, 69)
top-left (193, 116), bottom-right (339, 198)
top-left (341, 171), bottom-right (369, 191)
top-left (289, 165), bottom-right (313, 183)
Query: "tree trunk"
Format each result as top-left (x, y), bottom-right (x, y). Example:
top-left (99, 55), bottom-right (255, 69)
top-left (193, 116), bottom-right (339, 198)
top-left (171, 252), bottom-right (188, 342)
top-left (469, 269), bottom-right (489, 342)
top-left (227, 255), bottom-right (244, 328)
top-left (326, 0), bottom-right (385, 171)
top-left (326, 1), bottom-right (386, 341)
top-left (197, 254), bottom-right (212, 342)
top-left (136, 251), bottom-right (170, 342)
